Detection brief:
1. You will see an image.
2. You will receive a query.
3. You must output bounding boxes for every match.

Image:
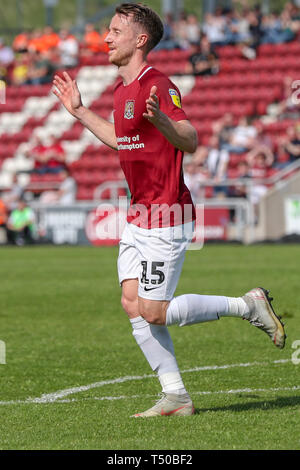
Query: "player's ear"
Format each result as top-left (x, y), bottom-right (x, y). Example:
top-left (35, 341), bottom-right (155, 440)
top-left (136, 33), bottom-right (148, 49)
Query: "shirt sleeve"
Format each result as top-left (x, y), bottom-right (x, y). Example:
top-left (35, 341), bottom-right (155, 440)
top-left (155, 76), bottom-right (188, 122)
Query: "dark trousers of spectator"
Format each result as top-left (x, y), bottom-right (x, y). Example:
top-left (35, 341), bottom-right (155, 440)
top-left (7, 226), bottom-right (35, 246)
top-left (32, 166), bottom-right (66, 175)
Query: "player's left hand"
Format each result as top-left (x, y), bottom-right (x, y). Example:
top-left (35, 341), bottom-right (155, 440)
top-left (143, 86), bottom-right (161, 123)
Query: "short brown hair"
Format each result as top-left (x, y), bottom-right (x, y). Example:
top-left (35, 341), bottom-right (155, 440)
top-left (115, 3), bottom-right (164, 53)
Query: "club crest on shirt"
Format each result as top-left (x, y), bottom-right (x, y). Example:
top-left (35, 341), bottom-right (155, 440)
top-left (169, 89), bottom-right (182, 108)
top-left (124, 100), bottom-right (135, 119)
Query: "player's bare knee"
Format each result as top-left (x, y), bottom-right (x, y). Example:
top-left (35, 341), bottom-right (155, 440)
top-left (121, 294), bottom-right (137, 317)
top-left (140, 310), bottom-right (163, 325)
top-left (138, 302), bottom-right (165, 325)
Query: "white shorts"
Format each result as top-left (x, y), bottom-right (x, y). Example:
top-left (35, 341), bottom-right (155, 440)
top-left (117, 222), bottom-right (194, 301)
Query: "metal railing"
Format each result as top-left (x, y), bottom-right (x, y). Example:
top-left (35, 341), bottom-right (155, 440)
top-left (189, 159), bottom-right (300, 195)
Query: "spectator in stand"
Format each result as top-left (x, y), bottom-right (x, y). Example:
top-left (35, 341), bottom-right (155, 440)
top-left (287, 1), bottom-right (300, 32)
top-left (81, 23), bottom-right (109, 55)
top-left (41, 26), bottom-right (60, 52)
top-left (273, 75), bottom-right (300, 120)
top-left (228, 159), bottom-right (251, 221)
top-left (246, 152), bottom-right (269, 217)
top-left (2, 173), bottom-right (24, 211)
top-left (223, 7), bottom-right (253, 45)
top-left (185, 14), bottom-right (201, 46)
top-left (212, 112), bottom-right (235, 148)
top-left (249, 121), bottom-right (275, 163)
top-left (173, 12), bottom-right (201, 49)
top-left (0, 193), bottom-right (7, 229)
top-left (228, 160), bottom-right (251, 199)
top-left (247, 150), bottom-right (272, 176)
top-left (0, 38), bottom-right (14, 65)
top-left (172, 12), bottom-right (190, 49)
top-left (183, 158), bottom-right (209, 201)
top-left (39, 169), bottom-right (76, 205)
top-left (244, 8), bottom-right (263, 54)
top-left (280, 8), bottom-right (299, 39)
top-left (44, 135), bottom-right (67, 173)
top-left (246, 144), bottom-right (274, 170)
top-left (27, 29), bottom-right (46, 54)
top-left (206, 134), bottom-right (230, 196)
top-left (26, 49), bottom-right (56, 85)
top-left (224, 116), bottom-right (257, 153)
top-left (12, 30), bottom-right (30, 54)
top-left (202, 11), bottom-right (227, 46)
top-left (185, 34), bottom-right (219, 76)
top-left (260, 10), bottom-right (296, 45)
top-left (30, 135), bottom-right (48, 173)
top-left (155, 13), bottom-right (179, 50)
top-left (279, 124), bottom-right (300, 163)
top-left (57, 28), bottom-right (79, 68)
top-left (193, 138), bottom-right (229, 197)
top-left (222, 7), bottom-right (258, 59)
top-left (0, 38), bottom-right (14, 82)
top-left (192, 144), bottom-right (209, 168)
top-left (98, 24), bottom-right (110, 53)
top-left (10, 53), bottom-right (30, 85)
top-left (30, 135), bottom-right (66, 174)
top-left (6, 199), bottom-right (37, 246)
top-left (56, 169), bottom-right (76, 205)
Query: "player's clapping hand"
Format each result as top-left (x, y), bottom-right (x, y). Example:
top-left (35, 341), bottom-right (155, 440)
top-left (143, 86), bottom-right (161, 124)
top-left (52, 71), bottom-right (83, 116)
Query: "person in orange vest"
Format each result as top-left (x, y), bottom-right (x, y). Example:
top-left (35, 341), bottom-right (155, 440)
top-left (81, 23), bottom-right (109, 55)
top-left (12, 30), bottom-right (30, 53)
top-left (41, 26), bottom-right (60, 52)
top-left (0, 193), bottom-right (7, 228)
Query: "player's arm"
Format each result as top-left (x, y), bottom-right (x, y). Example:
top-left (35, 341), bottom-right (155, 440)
top-left (52, 72), bottom-right (117, 150)
top-left (143, 86), bottom-right (198, 154)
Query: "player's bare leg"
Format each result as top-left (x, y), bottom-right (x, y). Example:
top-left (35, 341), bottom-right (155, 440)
top-left (121, 279), bottom-right (139, 319)
top-left (121, 280), bottom-right (194, 417)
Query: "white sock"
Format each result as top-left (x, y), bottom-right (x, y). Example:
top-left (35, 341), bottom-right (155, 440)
top-left (166, 294), bottom-right (227, 327)
top-left (222, 297), bottom-right (250, 318)
top-left (130, 316), bottom-right (187, 394)
top-left (158, 372), bottom-right (187, 395)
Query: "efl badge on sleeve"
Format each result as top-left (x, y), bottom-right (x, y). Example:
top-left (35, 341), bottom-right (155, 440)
top-left (124, 100), bottom-right (135, 119)
top-left (169, 89), bottom-right (182, 108)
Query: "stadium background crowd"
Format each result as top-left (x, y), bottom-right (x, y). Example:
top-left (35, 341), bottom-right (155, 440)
top-left (1, 1), bottom-right (300, 244)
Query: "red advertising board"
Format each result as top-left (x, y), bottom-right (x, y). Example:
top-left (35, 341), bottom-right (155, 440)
top-left (202, 207), bottom-right (230, 240)
top-left (85, 205), bottom-right (230, 245)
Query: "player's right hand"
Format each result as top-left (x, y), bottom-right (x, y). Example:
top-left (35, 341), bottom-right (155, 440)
top-left (52, 71), bottom-right (83, 116)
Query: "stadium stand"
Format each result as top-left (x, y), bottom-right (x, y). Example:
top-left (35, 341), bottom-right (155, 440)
top-left (0, 3), bottom-right (300, 231)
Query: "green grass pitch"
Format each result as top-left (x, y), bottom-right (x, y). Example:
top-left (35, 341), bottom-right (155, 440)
top-left (0, 243), bottom-right (299, 450)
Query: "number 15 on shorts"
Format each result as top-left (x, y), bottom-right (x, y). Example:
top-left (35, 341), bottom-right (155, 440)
top-left (140, 261), bottom-right (165, 291)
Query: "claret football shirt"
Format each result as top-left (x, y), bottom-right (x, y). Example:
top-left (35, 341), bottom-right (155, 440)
top-left (113, 65), bottom-right (195, 229)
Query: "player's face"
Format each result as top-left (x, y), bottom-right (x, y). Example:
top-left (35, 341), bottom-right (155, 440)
top-left (105, 14), bottom-right (140, 66)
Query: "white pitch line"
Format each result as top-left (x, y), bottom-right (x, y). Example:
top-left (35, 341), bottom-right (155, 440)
top-left (29, 359), bottom-right (291, 403)
top-left (76, 385), bottom-right (300, 401)
top-left (1, 385), bottom-right (299, 406)
top-left (0, 359), bottom-right (292, 406)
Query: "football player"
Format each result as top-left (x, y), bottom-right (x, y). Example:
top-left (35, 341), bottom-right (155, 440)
top-left (53, 3), bottom-right (286, 417)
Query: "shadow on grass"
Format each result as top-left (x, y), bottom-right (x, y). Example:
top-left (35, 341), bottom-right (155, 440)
top-left (194, 395), bottom-right (300, 414)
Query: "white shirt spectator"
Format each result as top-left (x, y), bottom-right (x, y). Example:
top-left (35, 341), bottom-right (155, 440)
top-left (202, 13), bottom-right (227, 44)
top-left (58, 175), bottom-right (77, 205)
top-left (230, 118), bottom-right (257, 148)
top-left (58, 30), bottom-right (79, 68)
top-left (207, 148), bottom-right (229, 179)
top-left (0, 39), bottom-right (14, 66)
top-left (185, 14), bottom-right (201, 45)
